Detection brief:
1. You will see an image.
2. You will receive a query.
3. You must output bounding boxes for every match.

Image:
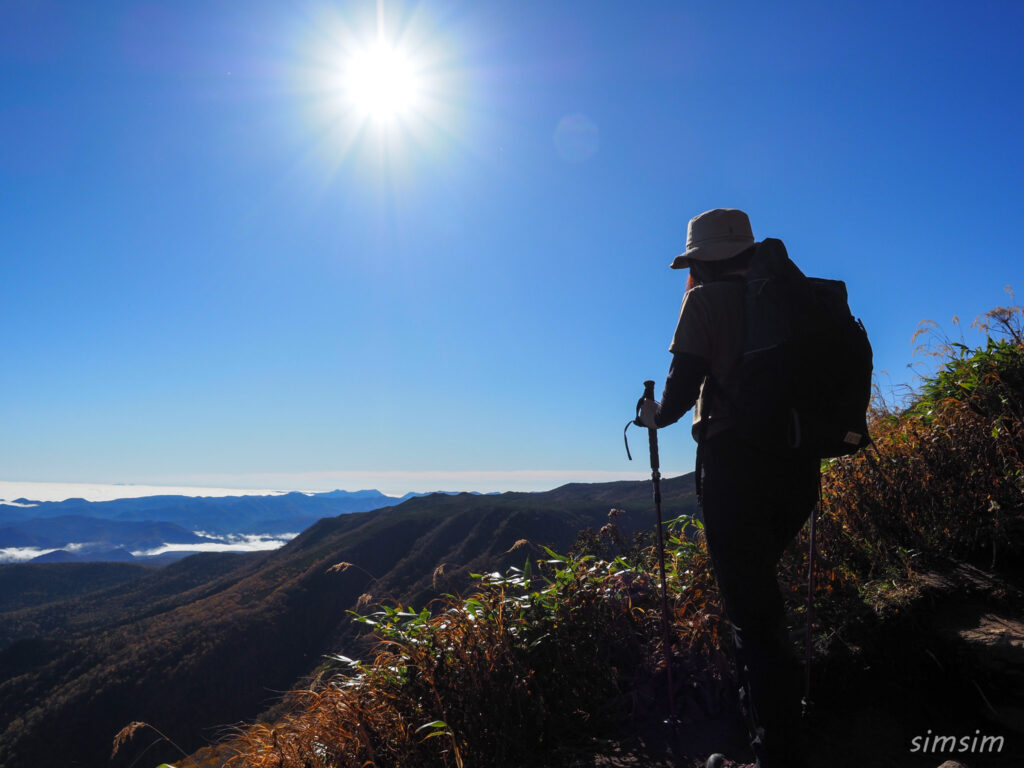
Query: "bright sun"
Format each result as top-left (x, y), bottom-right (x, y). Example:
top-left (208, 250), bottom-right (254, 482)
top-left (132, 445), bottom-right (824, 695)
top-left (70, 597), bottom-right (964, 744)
top-left (343, 41), bottom-right (422, 122)
top-left (305, 12), bottom-right (450, 160)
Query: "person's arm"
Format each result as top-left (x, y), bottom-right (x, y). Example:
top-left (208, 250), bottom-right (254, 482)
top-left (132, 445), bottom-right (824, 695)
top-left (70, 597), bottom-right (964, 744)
top-left (655, 351), bottom-right (709, 427)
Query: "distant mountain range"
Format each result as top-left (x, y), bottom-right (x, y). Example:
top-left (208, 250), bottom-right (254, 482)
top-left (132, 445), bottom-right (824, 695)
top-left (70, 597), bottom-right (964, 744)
top-left (0, 489), bottom-right (460, 564)
top-left (0, 474), bottom-right (698, 768)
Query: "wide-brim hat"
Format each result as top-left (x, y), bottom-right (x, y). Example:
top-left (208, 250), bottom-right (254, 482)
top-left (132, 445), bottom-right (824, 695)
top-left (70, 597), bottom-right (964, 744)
top-left (670, 208), bottom-right (755, 269)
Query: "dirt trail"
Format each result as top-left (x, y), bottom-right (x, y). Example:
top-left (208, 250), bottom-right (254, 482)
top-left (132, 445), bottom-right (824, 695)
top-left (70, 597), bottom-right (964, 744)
top-left (589, 561), bottom-right (1023, 768)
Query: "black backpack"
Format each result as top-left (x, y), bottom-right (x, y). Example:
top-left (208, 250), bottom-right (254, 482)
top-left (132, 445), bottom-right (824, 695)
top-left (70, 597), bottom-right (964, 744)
top-left (725, 238), bottom-right (873, 458)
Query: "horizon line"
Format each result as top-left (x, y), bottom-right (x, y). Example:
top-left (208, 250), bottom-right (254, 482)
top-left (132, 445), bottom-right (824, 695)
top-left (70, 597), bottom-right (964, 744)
top-left (0, 470), bottom-right (665, 503)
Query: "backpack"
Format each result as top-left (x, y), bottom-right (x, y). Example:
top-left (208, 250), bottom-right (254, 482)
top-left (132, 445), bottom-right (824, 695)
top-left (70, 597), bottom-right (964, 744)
top-left (724, 238), bottom-right (873, 458)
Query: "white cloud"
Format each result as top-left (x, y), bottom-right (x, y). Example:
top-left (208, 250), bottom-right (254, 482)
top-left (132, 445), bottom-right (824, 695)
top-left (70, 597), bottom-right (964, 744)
top-left (0, 535), bottom-right (299, 563)
top-left (0, 547), bottom-right (58, 563)
top-left (131, 533), bottom-right (298, 558)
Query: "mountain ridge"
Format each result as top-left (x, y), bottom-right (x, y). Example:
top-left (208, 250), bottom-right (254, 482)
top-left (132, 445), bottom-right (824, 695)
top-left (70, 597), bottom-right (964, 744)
top-left (0, 488), bottom-right (442, 564)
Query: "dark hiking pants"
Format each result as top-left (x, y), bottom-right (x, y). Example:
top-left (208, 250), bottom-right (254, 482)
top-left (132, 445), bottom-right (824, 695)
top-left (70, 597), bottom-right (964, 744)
top-left (698, 430), bottom-right (819, 768)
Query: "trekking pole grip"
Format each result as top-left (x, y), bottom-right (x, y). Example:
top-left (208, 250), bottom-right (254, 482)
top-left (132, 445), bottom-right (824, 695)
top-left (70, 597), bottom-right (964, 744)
top-left (641, 380), bottom-right (660, 474)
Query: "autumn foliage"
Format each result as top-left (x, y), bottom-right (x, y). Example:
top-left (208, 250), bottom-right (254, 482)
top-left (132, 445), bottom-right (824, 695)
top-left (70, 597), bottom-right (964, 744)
top-left (813, 301), bottom-right (1024, 579)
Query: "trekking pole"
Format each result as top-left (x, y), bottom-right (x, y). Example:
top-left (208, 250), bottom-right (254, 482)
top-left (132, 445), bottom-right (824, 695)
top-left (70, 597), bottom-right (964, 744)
top-left (801, 482), bottom-right (820, 718)
top-left (627, 380), bottom-right (677, 725)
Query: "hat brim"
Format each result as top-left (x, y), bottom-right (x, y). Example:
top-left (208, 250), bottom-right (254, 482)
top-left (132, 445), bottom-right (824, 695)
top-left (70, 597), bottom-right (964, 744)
top-left (669, 239), bottom-right (755, 269)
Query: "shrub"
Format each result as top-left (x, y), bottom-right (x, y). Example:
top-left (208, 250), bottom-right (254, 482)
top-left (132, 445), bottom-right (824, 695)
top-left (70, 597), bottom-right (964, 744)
top-left (214, 515), bottom-right (731, 768)
top-left (812, 299), bottom-right (1024, 577)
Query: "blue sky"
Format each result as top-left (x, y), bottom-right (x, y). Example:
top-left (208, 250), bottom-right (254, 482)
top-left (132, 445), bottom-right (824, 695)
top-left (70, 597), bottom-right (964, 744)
top-left (2, 0), bottom-right (1022, 496)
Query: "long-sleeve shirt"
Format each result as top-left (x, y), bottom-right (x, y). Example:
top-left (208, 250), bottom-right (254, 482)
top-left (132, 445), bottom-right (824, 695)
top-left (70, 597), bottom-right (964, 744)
top-left (655, 352), bottom-right (708, 428)
top-left (656, 280), bottom-right (746, 441)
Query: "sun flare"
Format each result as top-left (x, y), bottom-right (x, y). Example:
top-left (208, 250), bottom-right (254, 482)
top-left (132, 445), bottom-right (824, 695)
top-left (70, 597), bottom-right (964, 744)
top-left (304, 10), bottom-right (455, 166)
top-left (343, 41), bottom-right (422, 122)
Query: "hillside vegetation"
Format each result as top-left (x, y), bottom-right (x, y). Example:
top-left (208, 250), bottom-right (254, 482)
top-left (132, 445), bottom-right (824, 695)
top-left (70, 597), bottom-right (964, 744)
top-left (168, 302), bottom-right (1024, 768)
top-left (0, 561), bottom-right (152, 613)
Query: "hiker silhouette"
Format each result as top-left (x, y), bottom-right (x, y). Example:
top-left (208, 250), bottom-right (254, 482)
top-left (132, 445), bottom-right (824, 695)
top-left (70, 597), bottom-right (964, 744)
top-left (643, 208), bottom-right (819, 768)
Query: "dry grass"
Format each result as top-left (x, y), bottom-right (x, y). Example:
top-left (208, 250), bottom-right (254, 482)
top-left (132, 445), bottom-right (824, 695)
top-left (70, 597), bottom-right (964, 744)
top-left (212, 514), bottom-right (731, 768)
top-left (112, 720), bottom-right (186, 765)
